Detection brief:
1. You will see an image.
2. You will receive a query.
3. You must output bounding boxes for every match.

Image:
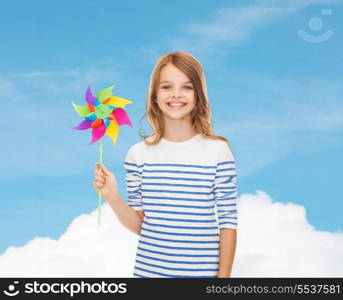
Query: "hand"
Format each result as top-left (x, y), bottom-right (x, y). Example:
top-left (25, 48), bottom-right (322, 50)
top-left (93, 162), bottom-right (118, 202)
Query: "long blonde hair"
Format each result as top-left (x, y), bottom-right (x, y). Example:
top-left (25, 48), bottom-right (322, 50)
top-left (139, 51), bottom-right (231, 149)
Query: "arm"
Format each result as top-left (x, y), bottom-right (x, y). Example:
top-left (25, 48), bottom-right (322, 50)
top-left (107, 191), bottom-right (145, 235)
top-left (94, 146), bottom-right (145, 235)
top-left (214, 142), bottom-right (239, 278)
top-left (112, 145), bottom-right (145, 235)
top-left (218, 228), bottom-right (237, 278)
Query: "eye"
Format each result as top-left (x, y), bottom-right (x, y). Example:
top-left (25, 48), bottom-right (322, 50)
top-left (160, 85), bottom-right (193, 90)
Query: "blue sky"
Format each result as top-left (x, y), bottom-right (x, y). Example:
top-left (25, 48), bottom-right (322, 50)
top-left (0, 0), bottom-right (342, 254)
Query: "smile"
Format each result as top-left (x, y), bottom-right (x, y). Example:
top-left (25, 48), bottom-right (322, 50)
top-left (167, 102), bottom-right (187, 110)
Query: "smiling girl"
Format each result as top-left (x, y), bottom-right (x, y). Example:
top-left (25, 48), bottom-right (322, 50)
top-left (93, 51), bottom-right (238, 278)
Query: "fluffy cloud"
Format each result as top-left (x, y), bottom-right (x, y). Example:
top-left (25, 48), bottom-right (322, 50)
top-left (0, 206), bottom-right (138, 277)
top-left (138, 0), bottom-right (341, 64)
top-left (1, 191), bottom-right (342, 277)
top-left (234, 191), bottom-right (343, 277)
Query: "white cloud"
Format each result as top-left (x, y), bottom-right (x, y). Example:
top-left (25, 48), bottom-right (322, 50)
top-left (228, 75), bottom-right (343, 132)
top-left (12, 61), bottom-right (123, 96)
top-left (169, 5), bottom-right (286, 54)
top-left (0, 191), bottom-right (342, 277)
top-left (18, 71), bottom-right (80, 78)
top-left (215, 74), bottom-right (343, 177)
top-left (0, 205), bottom-right (138, 277)
top-left (179, 0), bottom-right (341, 50)
top-left (234, 190), bottom-right (343, 277)
top-left (0, 78), bottom-right (26, 104)
top-left (137, 0), bottom-right (342, 65)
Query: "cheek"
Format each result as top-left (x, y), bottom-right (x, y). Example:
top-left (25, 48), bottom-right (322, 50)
top-left (156, 90), bottom-right (169, 101)
top-left (186, 91), bottom-right (195, 104)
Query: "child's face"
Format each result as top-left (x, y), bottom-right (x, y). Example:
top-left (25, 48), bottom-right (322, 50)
top-left (155, 64), bottom-right (195, 121)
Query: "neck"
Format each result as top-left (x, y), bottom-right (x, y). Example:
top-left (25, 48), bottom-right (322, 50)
top-left (163, 116), bottom-right (197, 142)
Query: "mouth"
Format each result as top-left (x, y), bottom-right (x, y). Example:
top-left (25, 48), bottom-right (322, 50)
top-left (167, 102), bottom-right (187, 110)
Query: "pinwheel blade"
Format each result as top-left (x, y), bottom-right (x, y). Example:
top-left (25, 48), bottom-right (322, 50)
top-left (103, 118), bottom-right (110, 128)
top-left (85, 113), bottom-right (97, 122)
top-left (89, 121), bottom-right (106, 144)
top-left (94, 98), bottom-right (101, 106)
top-left (91, 118), bottom-right (103, 128)
top-left (111, 108), bottom-right (133, 127)
top-left (106, 119), bottom-right (119, 145)
top-left (87, 104), bottom-right (95, 112)
top-left (97, 85), bottom-right (115, 103)
top-left (72, 119), bottom-right (92, 130)
top-left (85, 86), bottom-right (96, 105)
top-left (107, 96), bottom-right (133, 108)
top-left (71, 102), bottom-right (91, 117)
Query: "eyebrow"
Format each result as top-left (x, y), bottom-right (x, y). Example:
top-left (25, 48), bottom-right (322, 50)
top-left (159, 81), bottom-right (193, 84)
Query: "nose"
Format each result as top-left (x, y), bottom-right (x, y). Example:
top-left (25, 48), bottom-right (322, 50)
top-left (172, 87), bottom-right (182, 98)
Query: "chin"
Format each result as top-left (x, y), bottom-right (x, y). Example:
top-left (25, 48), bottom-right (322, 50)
top-left (162, 106), bottom-right (194, 120)
top-left (164, 112), bottom-right (191, 121)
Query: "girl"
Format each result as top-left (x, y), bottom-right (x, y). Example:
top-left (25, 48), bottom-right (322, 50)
top-left (93, 51), bottom-right (238, 278)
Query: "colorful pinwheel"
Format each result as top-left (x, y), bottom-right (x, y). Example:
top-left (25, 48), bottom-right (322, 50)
top-left (71, 85), bottom-right (133, 225)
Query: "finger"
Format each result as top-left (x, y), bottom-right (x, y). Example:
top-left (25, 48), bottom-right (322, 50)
top-left (96, 162), bottom-right (105, 171)
top-left (94, 178), bottom-right (105, 186)
top-left (94, 169), bottom-right (103, 177)
top-left (95, 185), bottom-right (103, 192)
top-left (97, 162), bottom-right (108, 176)
top-left (93, 182), bottom-right (100, 191)
top-left (95, 163), bottom-right (103, 173)
top-left (95, 175), bottom-right (105, 183)
top-left (96, 162), bottom-right (108, 176)
top-left (101, 163), bottom-right (108, 172)
top-left (94, 169), bottom-right (106, 178)
top-left (94, 181), bottom-right (103, 189)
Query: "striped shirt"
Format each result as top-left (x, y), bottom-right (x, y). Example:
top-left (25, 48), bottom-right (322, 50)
top-left (123, 133), bottom-right (238, 278)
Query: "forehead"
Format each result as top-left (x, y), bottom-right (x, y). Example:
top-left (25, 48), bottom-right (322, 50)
top-left (159, 64), bottom-right (191, 83)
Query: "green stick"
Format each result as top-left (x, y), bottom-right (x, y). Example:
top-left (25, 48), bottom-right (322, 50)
top-left (97, 138), bottom-right (103, 226)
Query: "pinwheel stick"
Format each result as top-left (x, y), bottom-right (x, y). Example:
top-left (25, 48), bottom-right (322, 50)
top-left (97, 138), bottom-right (103, 226)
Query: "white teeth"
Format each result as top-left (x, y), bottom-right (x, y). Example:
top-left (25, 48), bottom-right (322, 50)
top-left (168, 102), bottom-right (186, 107)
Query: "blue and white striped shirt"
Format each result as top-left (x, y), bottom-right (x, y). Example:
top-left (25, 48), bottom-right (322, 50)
top-left (124, 133), bottom-right (238, 278)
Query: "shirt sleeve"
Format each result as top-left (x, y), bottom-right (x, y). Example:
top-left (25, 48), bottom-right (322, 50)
top-left (213, 142), bottom-right (238, 230)
top-left (124, 146), bottom-right (143, 211)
